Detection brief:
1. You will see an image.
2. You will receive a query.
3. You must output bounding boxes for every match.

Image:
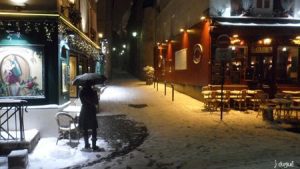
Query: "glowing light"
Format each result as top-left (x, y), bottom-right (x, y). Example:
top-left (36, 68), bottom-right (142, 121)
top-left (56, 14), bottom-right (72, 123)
top-left (122, 44), bottom-right (126, 49)
top-left (69, 0), bottom-right (75, 4)
top-left (180, 28), bottom-right (185, 32)
top-left (112, 47), bottom-right (116, 51)
top-left (282, 47), bottom-right (287, 52)
top-left (233, 34), bottom-right (239, 38)
top-left (11, 0), bottom-right (27, 3)
top-left (156, 42), bottom-right (160, 46)
top-left (98, 33), bottom-right (103, 38)
top-left (132, 31), bottom-right (137, 37)
top-left (230, 34), bottom-right (241, 45)
top-left (231, 46), bottom-right (236, 50)
top-left (186, 29), bottom-right (194, 33)
top-left (200, 16), bottom-right (206, 21)
top-left (263, 38), bottom-right (272, 45)
top-left (165, 39), bottom-right (169, 43)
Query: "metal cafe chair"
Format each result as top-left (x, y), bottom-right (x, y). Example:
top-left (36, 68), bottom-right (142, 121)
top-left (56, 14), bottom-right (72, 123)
top-left (248, 90), bottom-right (263, 110)
top-left (216, 90), bottom-right (231, 110)
top-left (207, 90), bottom-right (218, 112)
top-left (55, 112), bottom-right (80, 145)
top-left (233, 89), bottom-right (247, 110)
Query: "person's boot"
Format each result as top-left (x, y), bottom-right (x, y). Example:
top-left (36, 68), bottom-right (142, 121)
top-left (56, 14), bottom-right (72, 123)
top-left (91, 138), bottom-right (99, 150)
top-left (83, 130), bottom-right (90, 149)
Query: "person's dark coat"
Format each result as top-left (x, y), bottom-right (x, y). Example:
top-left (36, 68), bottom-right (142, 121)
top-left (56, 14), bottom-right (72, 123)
top-left (79, 85), bottom-right (98, 130)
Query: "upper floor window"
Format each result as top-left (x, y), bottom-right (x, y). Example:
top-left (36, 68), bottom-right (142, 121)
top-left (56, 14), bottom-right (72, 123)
top-left (257, 0), bottom-right (270, 9)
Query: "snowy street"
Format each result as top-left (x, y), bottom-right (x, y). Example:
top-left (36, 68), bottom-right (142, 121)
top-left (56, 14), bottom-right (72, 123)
top-left (2, 72), bottom-right (300, 169)
top-left (85, 73), bottom-right (300, 169)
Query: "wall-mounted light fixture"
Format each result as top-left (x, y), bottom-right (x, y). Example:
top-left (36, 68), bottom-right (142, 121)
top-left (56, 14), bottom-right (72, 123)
top-left (200, 16), bottom-right (206, 21)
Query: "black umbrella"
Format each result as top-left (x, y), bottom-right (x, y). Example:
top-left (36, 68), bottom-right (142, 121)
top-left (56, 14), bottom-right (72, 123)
top-left (72, 73), bottom-right (107, 86)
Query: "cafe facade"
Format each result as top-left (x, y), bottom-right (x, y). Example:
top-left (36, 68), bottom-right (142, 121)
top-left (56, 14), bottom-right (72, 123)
top-left (154, 0), bottom-right (300, 99)
top-left (0, 0), bottom-right (100, 105)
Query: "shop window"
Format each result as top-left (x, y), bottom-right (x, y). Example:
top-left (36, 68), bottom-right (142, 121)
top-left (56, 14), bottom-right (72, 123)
top-left (61, 62), bottom-right (68, 93)
top-left (277, 46), bottom-right (299, 84)
top-left (257, 0), bottom-right (262, 8)
top-left (69, 56), bottom-right (77, 97)
top-left (256, 0), bottom-right (270, 8)
top-left (264, 0), bottom-right (270, 8)
top-left (211, 45), bottom-right (248, 84)
top-left (229, 46), bottom-right (248, 84)
top-left (0, 46), bottom-right (45, 98)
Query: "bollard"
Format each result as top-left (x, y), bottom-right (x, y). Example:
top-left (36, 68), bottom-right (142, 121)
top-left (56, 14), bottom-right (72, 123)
top-left (164, 81), bottom-right (167, 96)
top-left (171, 83), bottom-right (174, 101)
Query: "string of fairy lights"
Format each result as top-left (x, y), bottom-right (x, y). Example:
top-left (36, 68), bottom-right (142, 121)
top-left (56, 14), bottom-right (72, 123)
top-left (58, 23), bottom-right (99, 58)
top-left (0, 20), bottom-right (99, 58)
top-left (0, 20), bottom-right (56, 42)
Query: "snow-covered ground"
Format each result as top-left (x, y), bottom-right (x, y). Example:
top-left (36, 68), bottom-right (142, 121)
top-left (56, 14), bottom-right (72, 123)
top-left (84, 76), bottom-right (300, 169)
top-left (1, 73), bottom-right (300, 169)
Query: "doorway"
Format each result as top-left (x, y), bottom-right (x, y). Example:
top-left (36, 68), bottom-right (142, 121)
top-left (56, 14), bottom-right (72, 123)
top-left (250, 55), bottom-right (273, 85)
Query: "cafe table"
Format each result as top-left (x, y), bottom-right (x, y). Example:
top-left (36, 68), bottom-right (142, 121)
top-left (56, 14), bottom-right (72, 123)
top-left (63, 105), bottom-right (81, 118)
top-left (269, 98), bottom-right (292, 118)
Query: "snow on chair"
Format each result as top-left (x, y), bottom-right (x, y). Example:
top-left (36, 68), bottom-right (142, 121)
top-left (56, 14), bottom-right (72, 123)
top-left (55, 112), bottom-right (80, 145)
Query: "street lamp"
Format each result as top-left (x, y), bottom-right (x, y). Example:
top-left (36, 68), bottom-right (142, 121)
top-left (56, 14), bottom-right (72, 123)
top-left (132, 31), bottom-right (137, 37)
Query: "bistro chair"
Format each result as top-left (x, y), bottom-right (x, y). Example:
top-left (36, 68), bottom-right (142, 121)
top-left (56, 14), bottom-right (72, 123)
top-left (273, 93), bottom-right (292, 120)
top-left (207, 90), bottom-right (218, 112)
top-left (55, 112), bottom-right (80, 145)
top-left (233, 89), bottom-right (247, 110)
top-left (248, 90), bottom-right (263, 110)
top-left (202, 85), bottom-right (212, 110)
top-left (256, 93), bottom-right (270, 117)
top-left (216, 90), bottom-right (230, 110)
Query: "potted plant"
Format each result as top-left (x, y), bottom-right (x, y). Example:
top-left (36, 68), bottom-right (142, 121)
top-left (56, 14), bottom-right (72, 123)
top-left (143, 66), bottom-right (154, 85)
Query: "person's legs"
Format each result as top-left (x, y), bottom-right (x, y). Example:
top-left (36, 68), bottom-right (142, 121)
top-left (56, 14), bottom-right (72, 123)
top-left (83, 129), bottom-right (90, 148)
top-left (91, 128), bottom-right (98, 150)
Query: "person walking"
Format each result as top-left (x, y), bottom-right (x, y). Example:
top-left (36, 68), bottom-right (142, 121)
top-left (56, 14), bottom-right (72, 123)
top-left (78, 81), bottom-right (100, 151)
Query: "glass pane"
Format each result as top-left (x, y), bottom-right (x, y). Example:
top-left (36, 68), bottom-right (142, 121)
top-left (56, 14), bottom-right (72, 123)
top-left (264, 0), bottom-right (270, 8)
top-left (257, 0), bottom-right (262, 8)
top-left (0, 46), bottom-right (45, 98)
top-left (277, 46), bottom-right (299, 83)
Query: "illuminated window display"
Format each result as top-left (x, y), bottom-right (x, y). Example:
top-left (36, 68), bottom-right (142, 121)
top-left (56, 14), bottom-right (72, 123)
top-left (0, 46), bottom-right (44, 98)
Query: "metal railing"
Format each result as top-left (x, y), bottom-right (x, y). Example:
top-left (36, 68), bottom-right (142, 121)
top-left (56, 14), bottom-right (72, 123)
top-left (0, 99), bottom-right (27, 141)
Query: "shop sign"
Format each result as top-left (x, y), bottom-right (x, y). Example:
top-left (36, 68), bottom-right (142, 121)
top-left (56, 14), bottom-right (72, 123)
top-left (251, 46), bottom-right (273, 53)
top-left (193, 44), bottom-right (203, 64)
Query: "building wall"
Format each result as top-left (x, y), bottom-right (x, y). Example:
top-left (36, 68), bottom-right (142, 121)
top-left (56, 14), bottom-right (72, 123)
top-left (156, 0), bottom-right (209, 42)
top-left (140, 7), bottom-right (155, 79)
